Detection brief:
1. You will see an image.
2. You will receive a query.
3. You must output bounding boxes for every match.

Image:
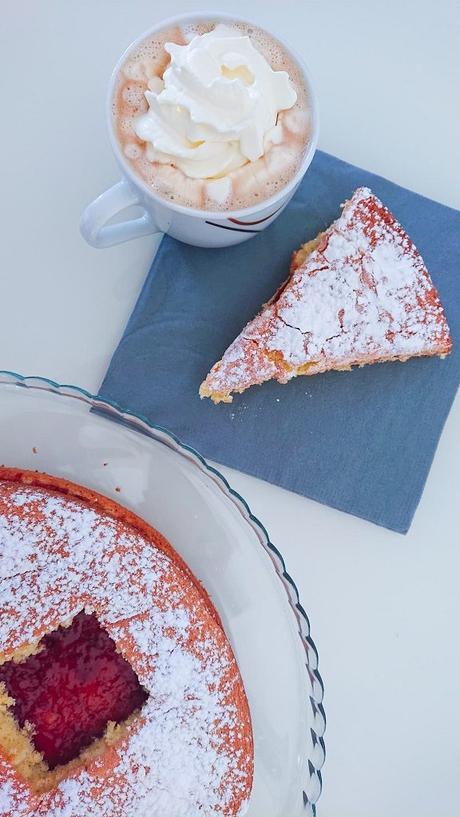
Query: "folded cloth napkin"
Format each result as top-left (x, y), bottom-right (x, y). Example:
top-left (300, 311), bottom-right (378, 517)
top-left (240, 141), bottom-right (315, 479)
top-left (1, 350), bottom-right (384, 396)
top-left (99, 151), bottom-right (459, 533)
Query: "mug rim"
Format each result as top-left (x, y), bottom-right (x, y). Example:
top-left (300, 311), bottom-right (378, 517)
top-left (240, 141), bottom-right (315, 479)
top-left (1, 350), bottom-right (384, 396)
top-left (106, 11), bottom-right (320, 221)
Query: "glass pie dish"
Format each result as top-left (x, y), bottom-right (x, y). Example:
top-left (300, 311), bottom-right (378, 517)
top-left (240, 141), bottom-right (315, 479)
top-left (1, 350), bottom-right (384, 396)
top-left (0, 371), bottom-right (325, 817)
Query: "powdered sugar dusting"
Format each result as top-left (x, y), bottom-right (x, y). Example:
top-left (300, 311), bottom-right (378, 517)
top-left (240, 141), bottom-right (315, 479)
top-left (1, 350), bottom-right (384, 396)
top-left (0, 781), bottom-right (12, 813)
top-left (201, 187), bottom-right (451, 400)
top-left (0, 478), bottom-right (253, 816)
top-left (0, 763), bottom-right (31, 816)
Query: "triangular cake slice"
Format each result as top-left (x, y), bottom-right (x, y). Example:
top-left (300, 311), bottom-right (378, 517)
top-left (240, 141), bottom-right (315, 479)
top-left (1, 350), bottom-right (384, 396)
top-left (200, 187), bottom-right (452, 403)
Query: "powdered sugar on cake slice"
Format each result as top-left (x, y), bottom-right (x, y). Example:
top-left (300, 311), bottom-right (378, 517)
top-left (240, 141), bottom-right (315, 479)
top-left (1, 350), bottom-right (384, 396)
top-left (200, 187), bottom-right (452, 402)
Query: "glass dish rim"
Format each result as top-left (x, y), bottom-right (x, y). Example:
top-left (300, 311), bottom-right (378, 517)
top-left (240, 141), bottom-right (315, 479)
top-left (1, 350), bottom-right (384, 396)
top-left (0, 369), bottom-right (326, 813)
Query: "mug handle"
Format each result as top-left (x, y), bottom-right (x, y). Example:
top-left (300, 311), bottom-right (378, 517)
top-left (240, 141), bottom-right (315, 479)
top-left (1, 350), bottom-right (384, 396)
top-left (80, 179), bottom-right (160, 248)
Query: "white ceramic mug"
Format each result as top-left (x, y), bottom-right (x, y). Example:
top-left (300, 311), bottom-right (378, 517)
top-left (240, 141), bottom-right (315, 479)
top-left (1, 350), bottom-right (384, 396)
top-left (80, 13), bottom-right (319, 250)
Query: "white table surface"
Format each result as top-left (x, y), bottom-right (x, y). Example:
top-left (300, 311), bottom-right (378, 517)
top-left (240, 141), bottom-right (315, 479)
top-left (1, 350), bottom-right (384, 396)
top-left (1, 1), bottom-right (459, 815)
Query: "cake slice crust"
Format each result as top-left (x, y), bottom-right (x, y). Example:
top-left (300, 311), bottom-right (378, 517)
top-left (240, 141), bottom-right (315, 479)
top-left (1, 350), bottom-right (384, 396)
top-left (200, 187), bottom-right (452, 403)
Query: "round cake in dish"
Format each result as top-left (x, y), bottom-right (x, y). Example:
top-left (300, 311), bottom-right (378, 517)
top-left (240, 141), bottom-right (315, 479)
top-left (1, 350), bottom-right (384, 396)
top-left (0, 467), bottom-right (253, 817)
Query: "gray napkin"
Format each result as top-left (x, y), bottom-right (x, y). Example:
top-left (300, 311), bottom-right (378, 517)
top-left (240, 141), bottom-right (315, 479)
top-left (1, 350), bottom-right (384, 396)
top-left (100, 151), bottom-right (459, 533)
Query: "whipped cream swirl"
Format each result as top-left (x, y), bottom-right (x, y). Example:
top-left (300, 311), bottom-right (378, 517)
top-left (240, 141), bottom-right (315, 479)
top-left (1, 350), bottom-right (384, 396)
top-left (134, 24), bottom-right (298, 180)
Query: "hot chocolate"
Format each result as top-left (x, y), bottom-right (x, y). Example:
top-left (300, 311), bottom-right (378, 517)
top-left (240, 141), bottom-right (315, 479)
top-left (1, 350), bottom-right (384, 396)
top-left (112, 20), bottom-right (312, 211)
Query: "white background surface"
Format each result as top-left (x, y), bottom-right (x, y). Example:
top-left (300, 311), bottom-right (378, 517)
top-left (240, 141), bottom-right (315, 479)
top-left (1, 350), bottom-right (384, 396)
top-left (1, 2), bottom-right (459, 815)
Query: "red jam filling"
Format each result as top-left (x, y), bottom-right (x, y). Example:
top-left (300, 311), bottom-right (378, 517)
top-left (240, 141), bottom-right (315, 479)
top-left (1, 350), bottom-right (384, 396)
top-left (0, 612), bottom-right (148, 769)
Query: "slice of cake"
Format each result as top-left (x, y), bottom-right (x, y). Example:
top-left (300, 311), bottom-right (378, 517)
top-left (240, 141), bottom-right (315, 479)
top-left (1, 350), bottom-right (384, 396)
top-left (200, 187), bottom-right (452, 403)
